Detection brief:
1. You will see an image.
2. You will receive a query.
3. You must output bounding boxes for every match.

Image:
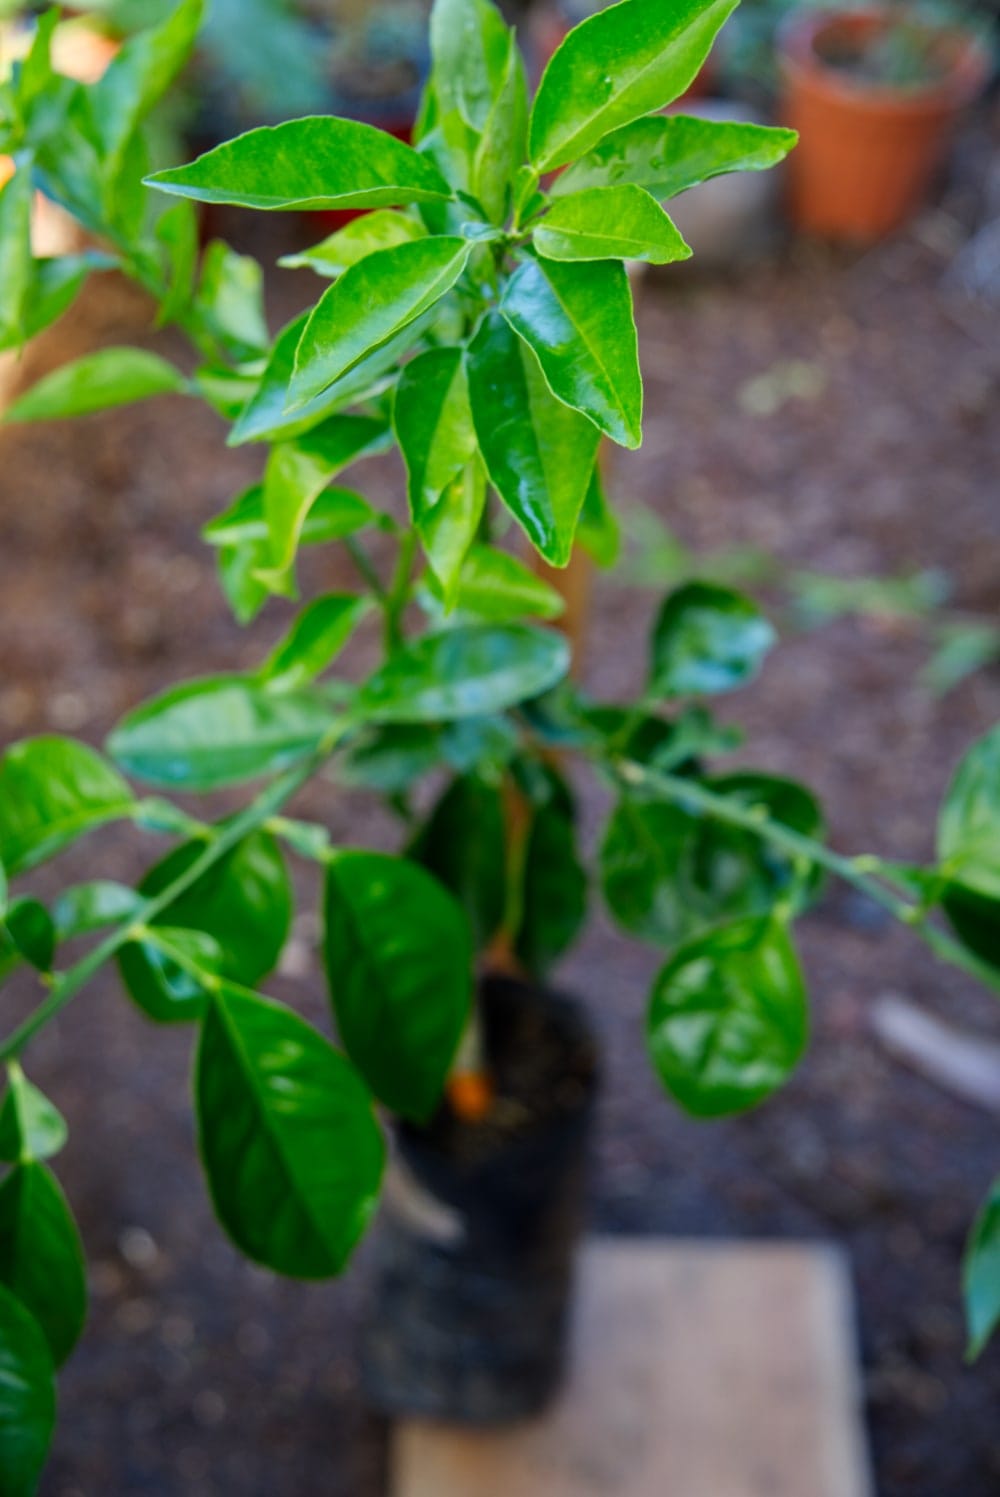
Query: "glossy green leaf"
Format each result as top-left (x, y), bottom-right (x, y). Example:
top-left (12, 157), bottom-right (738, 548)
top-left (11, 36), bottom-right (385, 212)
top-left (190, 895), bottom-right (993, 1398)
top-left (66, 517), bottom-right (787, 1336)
top-left (107, 676), bottom-right (336, 790)
top-left (472, 26), bottom-right (528, 224)
top-left (0, 156), bottom-right (34, 347)
top-left (515, 771), bottom-right (587, 976)
top-left (228, 310), bottom-right (417, 446)
top-left (148, 116), bottom-right (452, 211)
top-left (0, 737), bottom-right (134, 876)
top-left (217, 538), bottom-right (271, 626)
top-left (0, 1162), bottom-right (87, 1365)
top-left (430, 0), bottom-right (512, 130)
top-left (410, 775), bottom-right (507, 948)
top-left (258, 418), bottom-right (389, 595)
top-left (337, 724), bottom-right (442, 794)
top-left (395, 346), bottom-right (477, 524)
top-left (118, 926), bottom-right (223, 1023)
top-left (278, 211), bottom-right (427, 277)
top-left (361, 624), bottom-right (570, 723)
top-left (650, 581), bottom-right (776, 698)
top-left (288, 236), bottom-right (473, 410)
top-left (0, 252), bottom-right (111, 356)
top-left (53, 881), bottom-right (141, 941)
top-left (4, 348), bottom-right (187, 424)
top-left (258, 594), bottom-right (370, 693)
top-left (938, 724), bottom-right (1000, 901)
top-left (416, 460), bottom-right (486, 603)
top-left (501, 255), bottom-right (641, 449)
top-left (467, 311), bottom-right (599, 564)
top-left (196, 239), bottom-right (269, 363)
top-left (647, 915), bottom-right (808, 1117)
top-left (0, 1283), bottom-right (56, 1497)
top-left (118, 830), bottom-right (291, 1020)
top-left (535, 185), bottom-right (691, 264)
top-left (601, 774), bottom-right (823, 948)
top-left (324, 851), bottom-right (472, 1120)
top-left (196, 982), bottom-right (384, 1277)
top-left (965, 1178), bottom-right (1000, 1358)
top-left (553, 115), bottom-right (798, 202)
top-left (529, 0), bottom-right (739, 171)
top-left (427, 544), bottom-right (565, 622)
top-left (203, 482), bottom-right (379, 550)
top-left (0, 1066), bottom-right (67, 1165)
top-left (154, 198), bottom-right (199, 327)
top-left (0, 901), bottom-right (55, 982)
top-left (576, 463), bottom-right (620, 568)
top-left (90, 0), bottom-right (204, 180)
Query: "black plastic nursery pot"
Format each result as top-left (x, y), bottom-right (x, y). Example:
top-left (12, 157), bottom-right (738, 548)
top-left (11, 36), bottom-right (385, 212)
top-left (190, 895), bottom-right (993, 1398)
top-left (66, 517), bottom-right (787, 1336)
top-left (361, 974), bottom-right (599, 1424)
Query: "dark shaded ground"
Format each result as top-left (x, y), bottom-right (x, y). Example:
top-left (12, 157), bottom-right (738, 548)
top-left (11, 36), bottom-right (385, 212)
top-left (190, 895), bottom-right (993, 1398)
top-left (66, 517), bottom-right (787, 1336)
top-left (2, 174), bottom-right (1000, 1496)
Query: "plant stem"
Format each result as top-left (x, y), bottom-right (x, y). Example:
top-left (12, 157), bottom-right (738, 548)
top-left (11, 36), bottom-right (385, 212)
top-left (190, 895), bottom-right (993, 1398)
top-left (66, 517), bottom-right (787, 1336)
top-left (611, 756), bottom-right (1000, 998)
top-left (0, 733), bottom-right (346, 1065)
top-left (345, 533), bottom-right (387, 602)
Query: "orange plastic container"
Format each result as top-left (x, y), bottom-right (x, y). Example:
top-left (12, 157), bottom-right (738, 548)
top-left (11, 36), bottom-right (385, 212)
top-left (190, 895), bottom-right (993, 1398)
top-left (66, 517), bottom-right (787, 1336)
top-left (779, 9), bottom-right (991, 242)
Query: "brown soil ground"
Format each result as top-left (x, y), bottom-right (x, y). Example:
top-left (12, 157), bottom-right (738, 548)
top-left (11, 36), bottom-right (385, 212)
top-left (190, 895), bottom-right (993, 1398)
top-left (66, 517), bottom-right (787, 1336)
top-left (2, 157), bottom-right (1000, 1496)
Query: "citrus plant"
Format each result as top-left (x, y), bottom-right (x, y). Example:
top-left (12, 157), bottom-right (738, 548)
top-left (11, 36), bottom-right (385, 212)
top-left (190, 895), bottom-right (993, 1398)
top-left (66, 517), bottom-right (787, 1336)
top-left (1, 0), bottom-right (999, 1485)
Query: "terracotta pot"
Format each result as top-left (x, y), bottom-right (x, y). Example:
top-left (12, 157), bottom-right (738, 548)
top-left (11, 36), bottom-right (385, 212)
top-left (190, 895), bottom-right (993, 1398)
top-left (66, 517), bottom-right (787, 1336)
top-left (779, 9), bottom-right (991, 243)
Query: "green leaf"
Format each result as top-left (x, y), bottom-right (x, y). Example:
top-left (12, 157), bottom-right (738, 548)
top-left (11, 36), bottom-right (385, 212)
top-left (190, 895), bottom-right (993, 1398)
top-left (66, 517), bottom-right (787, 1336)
top-left (0, 1283), bottom-right (56, 1497)
top-left (427, 544), bottom-right (565, 622)
top-left (500, 255), bottom-right (641, 449)
top-left (410, 775), bottom-right (507, 948)
top-left (941, 883), bottom-right (1000, 974)
top-left (534, 184), bottom-right (691, 265)
top-left (0, 901), bottom-right (55, 981)
top-left (0, 252), bottom-right (111, 356)
top-left (323, 851), bottom-right (472, 1121)
top-left (647, 915), bottom-right (808, 1118)
top-left (416, 461), bottom-right (486, 604)
top-left (0, 156), bottom-right (34, 347)
top-left (288, 236), bottom-right (473, 410)
top-left (154, 198), bottom-right (198, 327)
top-left (118, 830), bottom-right (292, 1021)
top-left (278, 211), bottom-right (428, 277)
top-left (203, 482), bottom-right (378, 550)
top-left (938, 724), bottom-right (1000, 901)
top-left (118, 926), bottom-right (223, 1023)
top-left (360, 624), bottom-right (570, 723)
top-left (258, 594), bottom-right (370, 693)
top-left (228, 310), bottom-right (416, 446)
top-left (195, 982), bottom-right (384, 1277)
top-left (257, 418), bottom-right (389, 595)
top-left (337, 724), bottom-right (442, 794)
top-left (0, 1162), bottom-right (87, 1366)
top-left (147, 116), bottom-right (452, 211)
top-left (0, 737), bottom-right (134, 876)
top-left (529, 0), bottom-right (739, 171)
top-left (90, 0), bottom-right (204, 181)
top-left (553, 115), bottom-right (798, 202)
top-left (0, 1066), bottom-right (67, 1165)
top-left (650, 581), bottom-right (776, 698)
top-left (195, 239), bottom-right (269, 362)
top-left (394, 346), bottom-right (477, 526)
top-left (576, 463), bottom-right (620, 568)
top-left (965, 1178), bottom-right (1000, 1359)
top-left (107, 675), bottom-right (336, 790)
top-left (430, 0), bottom-right (512, 131)
top-left (472, 26), bottom-right (528, 224)
top-left (217, 539), bottom-right (271, 627)
top-left (4, 348), bottom-right (187, 424)
top-left (53, 881), bottom-right (141, 941)
top-left (601, 774), bottom-right (823, 948)
top-left (467, 311), bottom-right (599, 565)
top-left (515, 771), bottom-right (587, 976)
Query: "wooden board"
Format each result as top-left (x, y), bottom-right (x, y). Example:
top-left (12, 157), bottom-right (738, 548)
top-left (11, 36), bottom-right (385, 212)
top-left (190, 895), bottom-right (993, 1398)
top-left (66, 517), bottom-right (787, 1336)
top-left (392, 1239), bottom-right (873, 1497)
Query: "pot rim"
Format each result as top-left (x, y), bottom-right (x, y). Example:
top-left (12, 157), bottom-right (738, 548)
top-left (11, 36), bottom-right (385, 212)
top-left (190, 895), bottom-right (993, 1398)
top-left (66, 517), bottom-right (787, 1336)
top-left (778, 7), bottom-right (992, 115)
